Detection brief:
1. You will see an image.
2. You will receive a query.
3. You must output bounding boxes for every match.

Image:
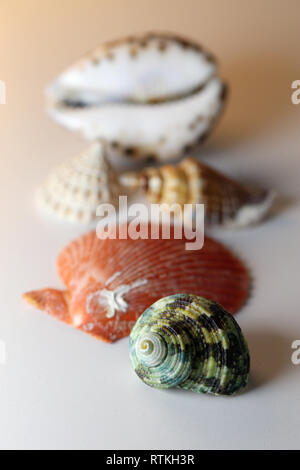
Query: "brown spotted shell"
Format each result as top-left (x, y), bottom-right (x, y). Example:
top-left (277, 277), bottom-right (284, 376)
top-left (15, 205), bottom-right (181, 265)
top-left (47, 32), bottom-right (227, 162)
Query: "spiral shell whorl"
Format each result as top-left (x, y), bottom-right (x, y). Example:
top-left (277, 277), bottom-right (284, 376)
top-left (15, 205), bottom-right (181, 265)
top-left (132, 312), bottom-right (194, 388)
top-left (135, 332), bottom-right (167, 368)
top-left (129, 294), bottom-right (250, 396)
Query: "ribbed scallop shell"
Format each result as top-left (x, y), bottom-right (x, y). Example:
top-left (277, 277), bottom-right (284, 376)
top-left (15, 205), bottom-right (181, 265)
top-left (23, 224), bottom-right (250, 342)
top-left (47, 32), bottom-right (226, 162)
top-left (129, 294), bottom-right (250, 395)
top-left (37, 142), bottom-right (121, 223)
top-left (121, 157), bottom-right (275, 227)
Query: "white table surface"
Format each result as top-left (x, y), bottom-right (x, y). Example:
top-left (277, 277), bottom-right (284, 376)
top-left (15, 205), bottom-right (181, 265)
top-left (0, 0), bottom-right (300, 450)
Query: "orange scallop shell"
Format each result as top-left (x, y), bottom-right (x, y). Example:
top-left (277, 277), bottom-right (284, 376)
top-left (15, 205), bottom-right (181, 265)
top-left (23, 224), bottom-right (249, 342)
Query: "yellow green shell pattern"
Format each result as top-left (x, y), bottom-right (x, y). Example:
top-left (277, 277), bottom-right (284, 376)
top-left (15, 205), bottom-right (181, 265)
top-left (129, 294), bottom-right (250, 396)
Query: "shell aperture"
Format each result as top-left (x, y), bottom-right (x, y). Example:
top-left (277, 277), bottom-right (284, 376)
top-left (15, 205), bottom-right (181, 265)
top-left (129, 294), bottom-right (250, 395)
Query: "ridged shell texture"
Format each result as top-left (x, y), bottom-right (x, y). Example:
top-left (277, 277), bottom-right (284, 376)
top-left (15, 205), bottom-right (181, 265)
top-left (130, 294), bottom-right (250, 395)
top-left (121, 157), bottom-right (274, 227)
top-left (37, 142), bottom-right (121, 223)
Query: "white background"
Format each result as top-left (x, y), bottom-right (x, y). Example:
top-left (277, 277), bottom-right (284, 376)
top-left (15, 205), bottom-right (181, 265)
top-left (0, 0), bottom-right (300, 450)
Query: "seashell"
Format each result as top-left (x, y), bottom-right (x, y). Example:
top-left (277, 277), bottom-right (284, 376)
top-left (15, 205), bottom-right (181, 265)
top-left (37, 142), bottom-right (121, 223)
top-left (129, 294), bottom-right (250, 396)
top-left (47, 32), bottom-right (226, 162)
top-left (23, 224), bottom-right (249, 342)
top-left (121, 157), bottom-right (275, 227)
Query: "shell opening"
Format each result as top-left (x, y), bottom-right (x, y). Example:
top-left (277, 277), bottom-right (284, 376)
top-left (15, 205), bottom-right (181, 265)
top-left (48, 33), bottom-right (217, 110)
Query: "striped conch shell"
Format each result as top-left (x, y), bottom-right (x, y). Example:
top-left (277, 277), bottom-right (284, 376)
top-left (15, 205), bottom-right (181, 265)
top-left (129, 294), bottom-right (250, 396)
top-left (37, 142), bottom-right (121, 223)
top-left (120, 157), bottom-right (275, 227)
top-left (47, 32), bottom-right (226, 162)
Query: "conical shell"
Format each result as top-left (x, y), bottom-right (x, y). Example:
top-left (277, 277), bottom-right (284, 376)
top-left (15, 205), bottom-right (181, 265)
top-left (47, 32), bottom-right (226, 162)
top-left (129, 294), bottom-right (250, 396)
top-left (37, 142), bottom-right (121, 223)
top-left (121, 157), bottom-right (275, 227)
top-left (23, 224), bottom-right (250, 342)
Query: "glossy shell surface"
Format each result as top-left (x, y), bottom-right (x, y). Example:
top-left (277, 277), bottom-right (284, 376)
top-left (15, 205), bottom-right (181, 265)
top-left (48, 32), bottom-right (226, 161)
top-left (130, 294), bottom-right (250, 395)
top-left (121, 157), bottom-right (275, 227)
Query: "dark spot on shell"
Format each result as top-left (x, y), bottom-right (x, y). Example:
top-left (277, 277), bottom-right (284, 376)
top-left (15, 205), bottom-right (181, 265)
top-left (204, 376), bottom-right (221, 392)
top-left (142, 175), bottom-right (149, 192)
top-left (124, 147), bottom-right (136, 156)
top-left (223, 347), bottom-right (236, 369)
top-left (140, 40), bottom-right (148, 48)
top-left (208, 302), bottom-right (228, 318)
top-left (210, 342), bottom-right (223, 359)
top-left (249, 188), bottom-right (269, 204)
top-left (158, 41), bottom-right (167, 52)
top-left (180, 39), bottom-right (190, 49)
top-left (130, 46), bottom-right (138, 58)
top-left (145, 154), bottom-right (157, 163)
top-left (195, 44), bottom-right (203, 53)
top-left (168, 295), bottom-right (194, 310)
top-left (198, 315), bottom-right (219, 332)
top-left (197, 131), bottom-right (209, 144)
top-left (135, 366), bottom-right (147, 381)
top-left (204, 52), bottom-right (216, 63)
top-left (220, 83), bottom-right (228, 101)
top-left (183, 144), bottom-right (193, 154)
top-left (111, 141), bottom-right (119, 149)
top-left (62, 99), bottom-right (88, 109)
